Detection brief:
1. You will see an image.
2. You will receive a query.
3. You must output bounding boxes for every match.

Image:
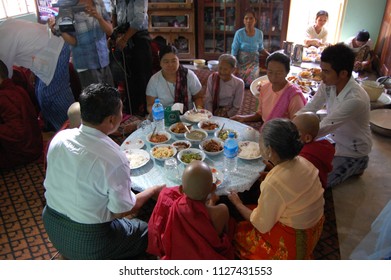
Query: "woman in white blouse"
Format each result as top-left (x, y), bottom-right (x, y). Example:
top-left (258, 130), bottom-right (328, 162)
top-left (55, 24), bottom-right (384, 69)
top-left (146, 45), bottom-right (203, 113)
top-left (304, 10), bottom-right (329, 47)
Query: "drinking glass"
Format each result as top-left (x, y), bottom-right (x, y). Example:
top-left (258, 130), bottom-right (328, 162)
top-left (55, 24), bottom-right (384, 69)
top-left (137, 119), bottom-right (152, 134)
top-left (164, 158), bottom-right (180, 182)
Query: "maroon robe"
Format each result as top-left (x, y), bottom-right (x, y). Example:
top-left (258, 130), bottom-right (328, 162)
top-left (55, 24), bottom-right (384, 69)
top-left (147, 187), bottom-right (234, 260)
top-left (300, 139), bottom-right (335, 188)
top-left (0, 78), bottom-right (43, 168)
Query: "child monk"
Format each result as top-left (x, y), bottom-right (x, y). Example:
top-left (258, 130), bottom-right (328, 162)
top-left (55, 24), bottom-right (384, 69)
top-left (292, 112), bottom-right (335, 188)
top-left (147, 161), bottom-right (234, 259)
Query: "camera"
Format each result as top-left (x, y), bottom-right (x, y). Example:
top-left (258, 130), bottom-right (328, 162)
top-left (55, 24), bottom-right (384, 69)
top-left (52, 0), bottom-right (86, 34)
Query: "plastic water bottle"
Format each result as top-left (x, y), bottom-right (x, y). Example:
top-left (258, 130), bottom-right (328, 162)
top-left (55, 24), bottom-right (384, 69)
top-left (152, 98), bottom-right (164, 132)
top-left (224, 132), bottom-right (238, 173)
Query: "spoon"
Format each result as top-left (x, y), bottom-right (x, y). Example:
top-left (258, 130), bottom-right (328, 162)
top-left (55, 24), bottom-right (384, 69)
top-left (218, 123), bottom-right (225, 136)
top-left (182, 122), bottom-right (191, 134)
top-left (193, 102), bottom-right (198, 113)
top-left (150, 126), bottom-right (157, 139)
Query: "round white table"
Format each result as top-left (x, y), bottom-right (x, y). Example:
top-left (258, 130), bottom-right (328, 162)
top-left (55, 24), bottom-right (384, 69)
top-left (121, 116), bottom-right (265, 196)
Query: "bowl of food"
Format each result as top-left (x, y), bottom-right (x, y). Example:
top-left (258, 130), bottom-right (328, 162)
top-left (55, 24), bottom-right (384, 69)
top-left (146, 131), bottom-right (171, 145)
top-left (150, 144), bottom-right (177, 161)
top-left (199, 138), bottom-right (224, 156)
top-left (183, 109), bottom-right (213, 123)
top-left (184, 129), bottom-right (208, 144)
top-left (207, 60), bottom-right (219, 71)
top-left (177, 148), bottom-right (206, 165)
top-left (361, 80), bottom-right (385, 101)
top-left (197, 120), bottom-right (220, 133)
top-left (169, 122), bottom-right (192, 137)
top-left (214, 128), bottom-right (239, 141)
top-left (193, 59), bottom-right (206, 68)
top-left (172, 140), bottom-right (192, 152)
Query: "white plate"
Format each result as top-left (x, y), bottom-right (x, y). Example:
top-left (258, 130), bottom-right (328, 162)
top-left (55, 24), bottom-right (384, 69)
top-left (211, 167), bottom-right (224, 188)
top-left (123, 149), bottom-right (150, 169)
top-left (238, 141), bottom-right (262, 160)
top-left (183, 109), bottom-right (213, 123)
top-left (121, 138), bottom-right (144, 150)
top-left (250, 75), bottom-right (269, 97)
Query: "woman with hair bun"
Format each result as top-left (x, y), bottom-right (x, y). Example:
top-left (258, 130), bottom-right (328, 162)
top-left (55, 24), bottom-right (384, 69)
top-left (228, 118), bottom-right (325, 259)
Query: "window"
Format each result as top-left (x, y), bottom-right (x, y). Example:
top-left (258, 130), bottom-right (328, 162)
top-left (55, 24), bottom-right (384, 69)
top-left (286, 0), bottom-right (346, 45)
top-left (0, 0), bottom-right (37, 20)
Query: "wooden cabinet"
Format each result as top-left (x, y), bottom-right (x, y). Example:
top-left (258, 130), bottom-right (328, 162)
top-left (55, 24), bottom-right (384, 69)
top-left (374, 0), bottom-right (391, 76)
top-left (244, 0), bottom-right (291, 52)
top-left (148, 0), bottom-right (196, 59)
top-left (197, 0), bottom-right (241, 60)
top-left (196, 0), bottom-right (290, 60)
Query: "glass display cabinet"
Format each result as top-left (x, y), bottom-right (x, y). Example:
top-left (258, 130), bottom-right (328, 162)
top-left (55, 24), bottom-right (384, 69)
top-left (148, 0), bottom-right (195, 59)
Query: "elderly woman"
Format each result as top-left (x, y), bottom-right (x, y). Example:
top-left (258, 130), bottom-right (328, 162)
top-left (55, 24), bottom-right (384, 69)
top-left (228, 118), bottom-right (325, 260)
top-left (146, 45), bottom-right (203, 113)
top-left (304, 10), bottom-right (329, 47)
top-left (231, 52), bottom-right (306, 127)
top-left (204, 54), bottom-right (244, 118)
top-left (231, 8), bottom-right (270, 88)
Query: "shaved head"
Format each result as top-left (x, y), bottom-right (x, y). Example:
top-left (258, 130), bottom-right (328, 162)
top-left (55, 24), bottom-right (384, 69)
top-left (293, 112), bottom-right (320, 142)
top-left (182, 161), bottom-right (213, 201)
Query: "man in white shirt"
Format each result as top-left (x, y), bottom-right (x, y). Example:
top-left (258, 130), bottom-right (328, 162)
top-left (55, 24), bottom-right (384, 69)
top-left (43, 83), bottom-right (164, 259)
top-left (297, 43), bottom-right (372, 188)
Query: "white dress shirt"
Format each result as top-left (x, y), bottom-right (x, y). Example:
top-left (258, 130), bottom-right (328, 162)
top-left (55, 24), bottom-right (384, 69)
top-left (44, 125), bottom-right (136, 224)
top-left (297, 77), bottom-right (372, 158)
top-left (0, 18), bottom-right (64, 85)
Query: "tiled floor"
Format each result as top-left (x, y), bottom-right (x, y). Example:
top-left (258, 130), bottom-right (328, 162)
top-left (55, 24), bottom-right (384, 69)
top-left (333, 119), bottom-right (391, 259)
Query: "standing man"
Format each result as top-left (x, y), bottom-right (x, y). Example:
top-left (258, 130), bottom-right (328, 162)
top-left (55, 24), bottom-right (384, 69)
top-left (111, 0), bottom-right (153, 116)
top-left (43, 83), bottom-right (164, 259)
top-left (297, 43), bottom-right (372, 188)
top-left (0, 18), bottom-right (75, 131)
top-left (49, 0), bottom-right (114, 89)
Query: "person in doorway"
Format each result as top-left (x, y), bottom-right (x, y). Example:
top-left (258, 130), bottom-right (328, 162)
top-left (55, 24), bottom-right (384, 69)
top-left (297, 43), bottom-right (372, 188)
top-left (42, 83), bottom-right (164, 259)
top-left (304, 10), bottom-right (329, 47)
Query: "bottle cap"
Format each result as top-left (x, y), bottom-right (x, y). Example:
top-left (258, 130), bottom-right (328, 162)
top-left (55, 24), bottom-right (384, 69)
top-left (155, 98), bottom-right (160, 103)
top-left (228, 132), bottom-right (235, 138)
